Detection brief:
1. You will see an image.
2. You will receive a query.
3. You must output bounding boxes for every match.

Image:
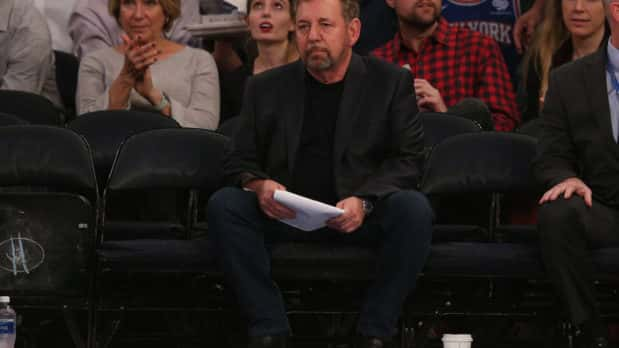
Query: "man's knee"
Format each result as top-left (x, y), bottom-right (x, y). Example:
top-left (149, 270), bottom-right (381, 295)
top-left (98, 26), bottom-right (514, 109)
top-left (206, 186), bottom-right (258, 223)
top-left (539, 196), bottom-right (588, 225)
top-left (538, 196), bottom-right (589, 243)
top-left (381, 190), bottom-right (433, 241)
top-left (383, 190), bottom-right (433, 221)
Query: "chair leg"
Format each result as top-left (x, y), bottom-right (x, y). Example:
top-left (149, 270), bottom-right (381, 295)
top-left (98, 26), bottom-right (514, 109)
top-left (102, 307), bottom-right (125, 348)
top-left (87, 257), bottom-right (100, 348)
top-left (62, 306), bottom-right (86, 348)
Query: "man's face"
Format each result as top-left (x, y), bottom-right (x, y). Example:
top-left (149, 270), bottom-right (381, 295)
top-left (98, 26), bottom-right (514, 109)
top-left (295, 0), bottom-right (359, 73)
top-left (388, 0), bottom-right (441, 29)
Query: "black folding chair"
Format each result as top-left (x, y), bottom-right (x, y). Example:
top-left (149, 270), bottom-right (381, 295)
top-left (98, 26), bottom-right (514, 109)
top-left (0, 112), bottom-right (28, 126)
top-left (0, 90), bottom-right (62, 125)
top-left (68, 110), bottom-right (180, 192)
top-left (91, 128), bottom-right (228, 347)
top-left (420, 112), bottom-right (482, 149)
top-left (0, 126), bottom-right (97, 348)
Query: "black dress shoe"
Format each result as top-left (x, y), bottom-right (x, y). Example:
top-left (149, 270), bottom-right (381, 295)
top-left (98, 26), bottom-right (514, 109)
top-left (248, 335), bottom-right (288, 348)
top-left (356, 336), bottom-right (393, 348)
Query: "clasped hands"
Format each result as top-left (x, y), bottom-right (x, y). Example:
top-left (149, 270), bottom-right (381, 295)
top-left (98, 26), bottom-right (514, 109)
top-left (119, 34), bottom-right (164, 106)
top-left (244, 179), bottom-right (366, 233)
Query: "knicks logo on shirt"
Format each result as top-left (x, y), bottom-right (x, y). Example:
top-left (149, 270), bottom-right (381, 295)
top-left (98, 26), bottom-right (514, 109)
top-left (446, 0), bottom-right (488, 7)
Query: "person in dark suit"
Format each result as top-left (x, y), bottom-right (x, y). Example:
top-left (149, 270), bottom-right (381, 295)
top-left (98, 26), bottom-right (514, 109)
top-left (206, 0), bottom-right (433, 346)
top-left (534, 1), bottom-right (619, 346)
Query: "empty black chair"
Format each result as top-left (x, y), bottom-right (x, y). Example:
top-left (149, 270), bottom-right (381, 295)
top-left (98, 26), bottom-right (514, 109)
top-left (420, 112), bottom-right (482, 148)
top-left (0, 112), bottom-right (28, 126)
top-left (101, 127), bottom-right (227, 243)
top-left (54, 50), bottom-right (80, 122)
top-left (421, 132), bottom-right (542, 277)
top-left (0, 90), bottom-right (62, 125)
top-left (92, 128), bottom-right (228, 345)
top-left (68, 110), bottom-right (180, 192)
top-left (0, 126), bottom-right (97, 347)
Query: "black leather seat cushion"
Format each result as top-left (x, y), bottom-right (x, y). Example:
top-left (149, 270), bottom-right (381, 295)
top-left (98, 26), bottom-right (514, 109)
top-left (97, 240), bottom-right (619, 281)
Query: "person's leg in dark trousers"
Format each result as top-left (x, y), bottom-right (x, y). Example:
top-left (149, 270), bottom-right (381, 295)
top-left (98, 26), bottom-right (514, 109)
top-left (207, 187), bottom-right (291, 337)
top-left (350, 190), bottom-right (433, 338)
top-left (208, 188), bottom-right (433, 340)
top-left (538, 196), bottom-right (619, 331)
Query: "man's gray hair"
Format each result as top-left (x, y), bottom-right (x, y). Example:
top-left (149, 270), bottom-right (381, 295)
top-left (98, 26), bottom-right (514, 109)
top-left (295, 0), bottom-right (360, 22)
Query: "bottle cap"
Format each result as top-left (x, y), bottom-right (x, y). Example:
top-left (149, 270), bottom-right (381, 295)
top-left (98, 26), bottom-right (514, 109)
top-left (0, 297), bottom-right (10, 304)
top-left (442, 334), bottom-right (473, 342)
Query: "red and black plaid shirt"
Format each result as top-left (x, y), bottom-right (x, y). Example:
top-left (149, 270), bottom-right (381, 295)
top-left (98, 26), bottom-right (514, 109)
top-left (372, 18), bottom-right (520, 131)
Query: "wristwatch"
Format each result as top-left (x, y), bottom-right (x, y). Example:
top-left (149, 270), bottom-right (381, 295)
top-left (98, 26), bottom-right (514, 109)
top-left (153, 92), bottom-right (170, 112)
top-left (361, 199), bottom-right (374, 215)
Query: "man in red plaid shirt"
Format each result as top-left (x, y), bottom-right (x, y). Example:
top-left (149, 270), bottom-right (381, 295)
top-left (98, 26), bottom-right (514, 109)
top-left (372, 0), bottom-right (520, 131)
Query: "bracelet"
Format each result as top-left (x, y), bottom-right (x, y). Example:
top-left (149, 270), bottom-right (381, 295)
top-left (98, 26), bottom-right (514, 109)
top-left (153, 92), bottom-right (170, 112)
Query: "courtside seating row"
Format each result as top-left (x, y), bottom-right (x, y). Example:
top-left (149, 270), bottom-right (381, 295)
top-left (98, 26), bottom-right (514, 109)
top-left (0, 112), bottom-right (618, 347)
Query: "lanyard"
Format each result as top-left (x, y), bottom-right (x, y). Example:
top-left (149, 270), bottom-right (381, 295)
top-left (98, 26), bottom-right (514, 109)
top-left (607, 61), bottom-right (619, 142)
top-left (607, 63), bottom-right (619, 94)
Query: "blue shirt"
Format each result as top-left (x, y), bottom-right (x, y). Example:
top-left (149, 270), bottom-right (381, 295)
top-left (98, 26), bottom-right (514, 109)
top-left (606, 40), bottom-right (619, 142)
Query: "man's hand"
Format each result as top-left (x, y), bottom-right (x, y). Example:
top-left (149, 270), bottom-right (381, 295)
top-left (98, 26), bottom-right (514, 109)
top-left (244, 179), bottom-right (296, 220)
top-left (539, 177), bottom-right (592, 207)
top-left (327, 197), bottom-right (365, 233)
top-left (414, 79), bottom-right (448, 113)
top-left (513, 0), bottom-right (544, 54)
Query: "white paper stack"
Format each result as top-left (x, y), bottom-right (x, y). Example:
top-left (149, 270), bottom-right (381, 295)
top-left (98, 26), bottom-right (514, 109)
top-left (273, 190), bottom-right (344, 231)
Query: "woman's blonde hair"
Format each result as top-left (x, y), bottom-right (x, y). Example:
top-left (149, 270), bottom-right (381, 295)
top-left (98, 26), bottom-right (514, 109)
top-left (522, 0), bottom-right (570, 102)
top-left (108, 0), bottom-right (181, 32)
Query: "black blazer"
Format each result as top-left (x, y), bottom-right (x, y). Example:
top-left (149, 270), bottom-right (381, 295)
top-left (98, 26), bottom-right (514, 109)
top-left (533, 42), bottom-right (619, 207)
top-left (225, 54), bottom-right (424, 200)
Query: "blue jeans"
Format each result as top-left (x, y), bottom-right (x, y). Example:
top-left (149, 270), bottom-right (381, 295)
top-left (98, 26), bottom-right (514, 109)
top-left (207, 187), bottom-right (433, 338)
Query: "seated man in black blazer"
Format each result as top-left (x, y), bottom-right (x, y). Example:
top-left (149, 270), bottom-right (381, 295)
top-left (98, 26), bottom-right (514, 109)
top-left (206, 0), bottom-right (433, 346)
top-left (534, 1), bottom-right (619, 347)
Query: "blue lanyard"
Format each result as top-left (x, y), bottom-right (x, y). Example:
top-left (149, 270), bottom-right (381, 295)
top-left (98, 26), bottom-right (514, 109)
top-left (607, 63), bottom-right (619, 94)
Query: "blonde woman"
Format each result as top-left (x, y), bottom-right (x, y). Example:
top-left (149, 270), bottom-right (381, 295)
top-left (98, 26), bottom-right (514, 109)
top-left (519, 0), bottom-right (607, 123)
top-left (77, 0), bottom-right (220, 129)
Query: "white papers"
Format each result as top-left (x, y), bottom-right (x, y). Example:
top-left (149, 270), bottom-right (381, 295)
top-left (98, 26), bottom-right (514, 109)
top-left (273, 190), bottom-right (344, 231)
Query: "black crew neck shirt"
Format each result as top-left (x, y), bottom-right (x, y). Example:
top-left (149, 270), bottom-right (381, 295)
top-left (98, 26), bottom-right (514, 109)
top-left (292, 72), bottom-right (345, 205)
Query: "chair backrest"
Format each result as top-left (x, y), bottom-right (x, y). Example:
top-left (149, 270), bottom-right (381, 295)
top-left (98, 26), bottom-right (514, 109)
top-left (0, 90), bottom-right (62, 125)
top-left (54, 50), bottom-right (80, 122)
top-left (420, 112), bottom-right (482, 148)
top-left (68, 110), bottom-right (180, 192)
top-left (107, 128), bottom-right (229, 191)
top-left (421, 132), bottom-right (538, 235)
top-left (103, 128), bottom-right (229, 240)
top-left (0, 126), bottom-right (97, 300)
top-left (421, 132), bottom-right (538, 196)
top-left (0, 125), bottom-right (97, 203)
top-left (516, 117), bottom-right (544, 140)
top-left (0, 112), bottom-right (29, 126)
top-left (0, 193), bottom-right (95, 300)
